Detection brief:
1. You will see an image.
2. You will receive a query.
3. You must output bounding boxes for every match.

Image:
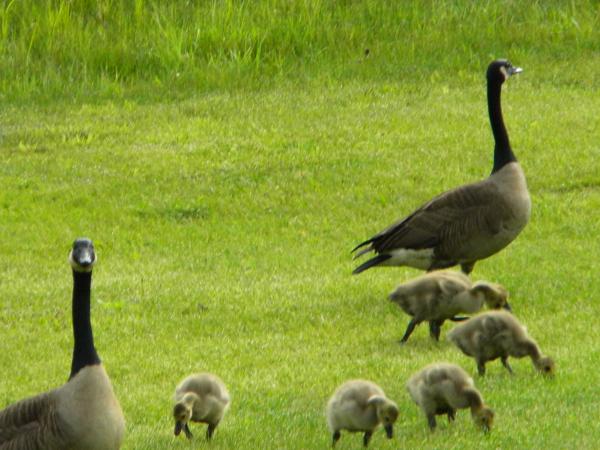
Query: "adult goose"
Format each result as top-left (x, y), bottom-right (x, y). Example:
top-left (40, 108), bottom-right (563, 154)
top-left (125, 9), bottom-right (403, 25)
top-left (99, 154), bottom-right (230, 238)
top-left (0, 238), bottom-right (125, 450)
top-left (352, 60), bottom-right (530, 275)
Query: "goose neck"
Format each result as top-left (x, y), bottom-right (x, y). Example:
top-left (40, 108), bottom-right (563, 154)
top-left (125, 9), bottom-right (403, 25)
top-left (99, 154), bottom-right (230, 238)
top-left (70, 270), bottom-right (100, 379)
top-left (488, 81), bottom-right (516, 173)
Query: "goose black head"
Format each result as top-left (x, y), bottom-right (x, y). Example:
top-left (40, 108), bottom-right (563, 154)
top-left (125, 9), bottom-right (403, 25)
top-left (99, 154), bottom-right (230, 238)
top-left (487, 59), bottom-right (523, 84)
top-left (69, 238), bottom-right (96, 273)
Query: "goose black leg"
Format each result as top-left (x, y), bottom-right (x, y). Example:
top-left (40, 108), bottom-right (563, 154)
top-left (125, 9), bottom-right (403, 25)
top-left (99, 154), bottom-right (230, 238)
top-left (399, 318), bottom-right (419, 344)
top-left (332, 430), bottom-right (341, 447)
top-left (363, 430), bottom-right (373, 447)
top-left (183, 423), bottom-right (193, 439)
top-left (460, 262), bottom-right (475, 274)
top-left (501, 356), bottom-right (514, 374)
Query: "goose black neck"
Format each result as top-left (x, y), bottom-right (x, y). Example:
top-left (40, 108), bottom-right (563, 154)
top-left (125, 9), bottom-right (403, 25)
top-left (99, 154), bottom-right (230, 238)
top-left (488, 80), bottom-right (516, 174)
top-left (69, 270), bottom-right (100, 379)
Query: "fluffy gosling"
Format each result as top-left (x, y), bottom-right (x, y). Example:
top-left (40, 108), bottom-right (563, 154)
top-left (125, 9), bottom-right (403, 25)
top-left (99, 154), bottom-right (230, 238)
top-left (447, 310), bottom-right (555, 376)
top-left (326, 379), bottom-right (399, 447)
top-left (407, 362), bottom-right (494, 431)
top-left (173, 373), bottom-right (230, 440)
top-left (389, 270), bottom-right (509, 343)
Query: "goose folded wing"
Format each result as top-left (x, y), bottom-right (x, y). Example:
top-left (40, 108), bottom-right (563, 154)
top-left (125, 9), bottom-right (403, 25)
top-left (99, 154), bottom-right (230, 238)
top-left (0, 391), bottom-right (55, 443)
top-left (371, 181), bottom-right (502, 255)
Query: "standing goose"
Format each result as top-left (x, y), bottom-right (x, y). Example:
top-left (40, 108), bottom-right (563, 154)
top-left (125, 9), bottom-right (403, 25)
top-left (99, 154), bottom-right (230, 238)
top-left (0, 238), bottom-right (125, 450)
top-left (353, 60), bottom-right (530, 275)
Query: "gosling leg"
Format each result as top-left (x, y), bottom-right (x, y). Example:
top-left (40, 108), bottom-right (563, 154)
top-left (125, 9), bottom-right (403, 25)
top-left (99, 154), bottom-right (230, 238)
top-left (429, 320), bottom-right (444, 341)
top-left (477, 358), bottom-right (486, 376)
top-left (332, 430), bottom-right (341, 447)
top-left (399, 318), bottom-right (419, 344)
top-left (501, 356), bottom-right (514, 374)
top-left (447, 409), bottom-right (456, 422)
top-left (363, 430), bottom-right (373, 447)
top-left (183, 423), bottom-right (193, 439)
top-left (206, 423), bottom-right (217, 440)
top-left (427, 414), bottom-right (437, 431)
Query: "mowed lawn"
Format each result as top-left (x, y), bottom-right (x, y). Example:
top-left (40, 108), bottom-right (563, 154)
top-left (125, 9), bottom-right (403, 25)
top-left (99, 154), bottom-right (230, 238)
top-left (1, 70), bottom-right (599, 449)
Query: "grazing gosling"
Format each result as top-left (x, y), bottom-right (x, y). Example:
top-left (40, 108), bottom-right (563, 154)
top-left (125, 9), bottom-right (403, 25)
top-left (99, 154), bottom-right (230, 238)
top-left (173, 373), bottom-right (230, 440)
top-left (389, 270), bottom-right (510, 343)
top-left (447, 310), bottom-right (555, 376)
top-left (326, 379), bottom-right (399, 447)
top-left (407, 362), bottom-right (494, 431)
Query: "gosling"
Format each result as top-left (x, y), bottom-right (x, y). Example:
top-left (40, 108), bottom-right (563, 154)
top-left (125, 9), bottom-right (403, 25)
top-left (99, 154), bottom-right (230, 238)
top-left (389, 270), bottom-right (510, 343)
top-left (406, 362), bottom-right (494, 431)
top-left (326, 379), bottom-right (399, 447)
top-left (447, 310), bottom-right (555, 376)
top-left (173, 373), bottom-right (230, 440)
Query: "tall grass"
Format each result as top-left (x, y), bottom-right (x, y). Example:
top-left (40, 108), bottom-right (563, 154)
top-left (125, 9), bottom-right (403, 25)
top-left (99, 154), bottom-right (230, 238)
top-left (1, 0), bottom-right (598, 100)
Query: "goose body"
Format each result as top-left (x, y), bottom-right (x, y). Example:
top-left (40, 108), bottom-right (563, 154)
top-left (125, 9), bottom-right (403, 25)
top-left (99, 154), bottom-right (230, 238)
top-left (0, 239), bottom-right (125, 450)
top-left (353, 60), bottom-right (530, 275)
top-left (406, 362), bottom-right (494, 431)
top-left (326, 379), bottom-right (398, 447)
top-left (389, 270), bottom-right (509, 343)
top-left (447, 310), bottom-right (554, 376)
top-left (173, 373), bottom-right (230, 440)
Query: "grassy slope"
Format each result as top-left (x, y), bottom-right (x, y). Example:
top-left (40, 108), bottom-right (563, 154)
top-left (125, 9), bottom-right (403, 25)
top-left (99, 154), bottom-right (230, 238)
top-left (1, 1), bottom-right (600, 449)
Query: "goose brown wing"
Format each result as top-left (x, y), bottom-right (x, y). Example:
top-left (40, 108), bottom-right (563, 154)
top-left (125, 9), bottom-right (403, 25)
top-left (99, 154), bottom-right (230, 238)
top-left (370, 180), bottom-right (502, 256)
top-left (0, 391), bottom-right (62, 448)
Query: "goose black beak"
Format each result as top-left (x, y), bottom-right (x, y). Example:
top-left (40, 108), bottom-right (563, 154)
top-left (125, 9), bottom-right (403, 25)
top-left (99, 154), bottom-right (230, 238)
top-left (174, 422), bottom-right (183, 436)
top-left (384, 424), bottom-right (394, 438)
top-left (502, 302), bottom-right (513, 312)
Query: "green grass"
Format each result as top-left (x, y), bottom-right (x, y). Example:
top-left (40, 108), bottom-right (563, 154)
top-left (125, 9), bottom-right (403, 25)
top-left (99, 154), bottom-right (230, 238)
top-left (1, 0), bottom-right (599, 100)
top-left (1, 1), bottom-right (600, 449)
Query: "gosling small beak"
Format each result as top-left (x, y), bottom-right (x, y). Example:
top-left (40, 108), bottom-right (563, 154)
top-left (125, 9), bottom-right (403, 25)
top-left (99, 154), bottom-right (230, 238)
top-left (174, 422), bottom-right (183, 436)
top-left (502, 302), bottom-right (513, 312)
top-left (508, 66), bottom-right (523, 76)
top-left (384, 424), bottom-right (394, 439)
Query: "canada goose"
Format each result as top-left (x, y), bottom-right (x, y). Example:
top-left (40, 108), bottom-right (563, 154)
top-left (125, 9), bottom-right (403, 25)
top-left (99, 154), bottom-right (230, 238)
top-left (352, 59), bottom-right (529, 275)
top-left (173, 373), bottom-right (230, 440)
top-left (0, 238), bottom-right (125, 450)
top-left (447, 310), bottom-right (555, 376)
top-left (406, 362), bottom-right (494, 431)
top-left (326, 379), bottom-right (399, 447)
top-left (389, 270), bottom-right (510, 343)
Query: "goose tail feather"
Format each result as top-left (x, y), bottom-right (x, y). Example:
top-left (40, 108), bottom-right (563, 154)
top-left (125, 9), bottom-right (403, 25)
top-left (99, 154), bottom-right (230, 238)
top-left (352, 254), bottom-right (391, 275)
